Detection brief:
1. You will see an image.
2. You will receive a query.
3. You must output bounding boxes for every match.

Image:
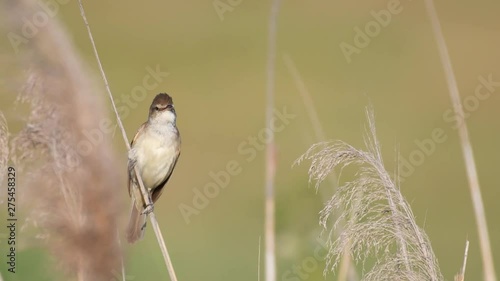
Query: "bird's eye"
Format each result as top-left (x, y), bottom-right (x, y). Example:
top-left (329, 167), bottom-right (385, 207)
top-left (167, 104), bottom-right (173, 109)
top-left (154, 106), bottom-right (160, 111)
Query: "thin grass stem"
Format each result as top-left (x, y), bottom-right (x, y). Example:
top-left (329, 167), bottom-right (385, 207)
top-left (424, 2), bottom-right (497, 280)
top-left (265, 1), bottom-right (281, 281)
top-left (77, 1), bottom-right (178, 280)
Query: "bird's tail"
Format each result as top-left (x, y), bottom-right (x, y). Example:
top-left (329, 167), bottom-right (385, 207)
top-left (126, 200), bottom-right (147, 243)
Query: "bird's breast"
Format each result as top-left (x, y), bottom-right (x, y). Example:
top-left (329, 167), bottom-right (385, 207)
top-left (131, 127), bottom-right (179, 189)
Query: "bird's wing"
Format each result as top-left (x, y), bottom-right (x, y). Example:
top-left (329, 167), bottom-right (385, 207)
top-left (151, 144), bottom-right (181, 203)
top-left (131, 122), bottom-right (147, 147)
top-left (128, 122), bottom-right (147, 196)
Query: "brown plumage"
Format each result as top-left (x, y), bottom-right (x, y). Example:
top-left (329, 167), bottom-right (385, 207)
top-left (126, 93), bottom-right (181, 243)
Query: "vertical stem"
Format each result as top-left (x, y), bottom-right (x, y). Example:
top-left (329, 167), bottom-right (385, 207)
top-left (116, 230), bottom-right (127, 281)
top-left (282, 54), bottom-right (327, 142)
top-left (258, 236), bottom-right (262, 281)
top-left (461, 240), bottom-right (470, 280)
top-left (265, 1), bottom-right (281, 281)
top-left (150, 212), bottom-right (179, 281)
top-left (424, 1), bottom-right (497, 281)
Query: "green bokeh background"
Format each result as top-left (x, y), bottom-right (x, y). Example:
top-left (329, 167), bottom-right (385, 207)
top-left (1, 0), bottom-right (500, 280)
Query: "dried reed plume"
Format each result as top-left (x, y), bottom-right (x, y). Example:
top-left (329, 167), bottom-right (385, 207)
top-left (296, 108), bottom-right (443, 281)
top-left (3, 0), bottom-right (123, 280)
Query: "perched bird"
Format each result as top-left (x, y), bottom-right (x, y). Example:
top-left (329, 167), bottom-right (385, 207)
top-left (126, 93), bottom-right (181, 243)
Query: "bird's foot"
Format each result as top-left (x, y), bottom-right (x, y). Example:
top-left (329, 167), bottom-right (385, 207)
top-left (142, 204), bottom-right (154, 215)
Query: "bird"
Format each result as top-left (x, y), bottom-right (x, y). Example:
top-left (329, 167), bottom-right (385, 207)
top-left (126, 93), bottom-right (181, 243)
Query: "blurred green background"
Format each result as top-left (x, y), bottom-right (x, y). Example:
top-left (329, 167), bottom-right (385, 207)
top-left (1, 0), bottom-right (500, 280)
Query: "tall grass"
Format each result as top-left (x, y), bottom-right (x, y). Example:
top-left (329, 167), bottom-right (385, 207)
top-left (296, 108), bottom-right (443, 281)
top-left (2, 0), bottom-right (123, 280)
top-left (455, 240), bottom-right (470, 281)
top-left (264, 1), bottom-right (281, 281)
top-left (425, 1), bottom-right (497, 280)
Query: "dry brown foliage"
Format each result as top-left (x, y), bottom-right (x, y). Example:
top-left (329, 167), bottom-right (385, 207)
top-left (2, 0), bottom-right (125, 280)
